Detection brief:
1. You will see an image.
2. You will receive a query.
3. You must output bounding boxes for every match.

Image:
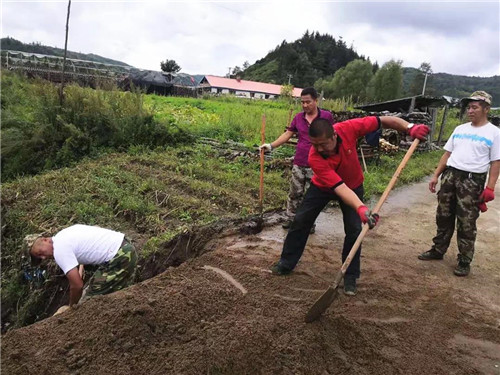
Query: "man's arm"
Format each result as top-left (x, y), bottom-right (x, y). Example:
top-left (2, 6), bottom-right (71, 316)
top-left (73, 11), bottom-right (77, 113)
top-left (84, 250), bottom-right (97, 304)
top-left (333, 183), bottom-right (364, 209)
top-left (429, 151), bottom-right (451, 193)
top-left (379, 116), bottom-right (429, 140)
top-left (66, 267), bottom-right (84, 306)
top-left (379, 116), bottom-right (411, 132)
top-left (260, 130), bottom-right (295, 151)
top-left (486, 160), bottom-right (500, 190)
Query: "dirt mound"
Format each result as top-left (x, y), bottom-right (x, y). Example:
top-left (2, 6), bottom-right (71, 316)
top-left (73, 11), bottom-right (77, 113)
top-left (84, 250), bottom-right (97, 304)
top-left (2, 181), bottom-right (500, 374)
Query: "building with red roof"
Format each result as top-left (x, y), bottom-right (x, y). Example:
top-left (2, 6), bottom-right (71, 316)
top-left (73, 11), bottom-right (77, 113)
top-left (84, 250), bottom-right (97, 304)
top-left (200, 75), bottom-right (302, 99)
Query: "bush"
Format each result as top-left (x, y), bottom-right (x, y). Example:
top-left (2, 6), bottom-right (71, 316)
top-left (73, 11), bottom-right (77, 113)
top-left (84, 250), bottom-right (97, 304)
top-left (1, 71), bottom-right (192, 180)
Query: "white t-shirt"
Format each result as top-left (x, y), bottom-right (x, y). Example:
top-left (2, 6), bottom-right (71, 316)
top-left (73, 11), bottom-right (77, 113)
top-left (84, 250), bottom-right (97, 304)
top-left (53, 225), bottom-right (124, 275)
top-left (444, 122), bottom-right (500, 173)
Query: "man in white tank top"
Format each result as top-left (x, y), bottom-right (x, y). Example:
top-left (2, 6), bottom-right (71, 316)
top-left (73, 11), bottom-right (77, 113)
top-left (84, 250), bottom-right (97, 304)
top-left (418, 91), bottom-right (500, 276)
top-left (24, 224), bottom-right (137, 313)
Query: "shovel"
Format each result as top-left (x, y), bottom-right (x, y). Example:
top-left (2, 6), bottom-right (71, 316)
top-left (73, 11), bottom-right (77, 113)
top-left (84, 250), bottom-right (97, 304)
top-left (255, 114), bottom-right (266, 232)
top-left (305, 138), bottom-right (421, 323)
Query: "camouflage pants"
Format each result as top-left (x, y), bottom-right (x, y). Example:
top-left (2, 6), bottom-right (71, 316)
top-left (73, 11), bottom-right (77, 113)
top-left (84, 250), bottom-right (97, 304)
top-left (85, 241), bottom-right (137, 298)
top-left (432, 167), bottom-right (487, 263)
top-left (286, 165), bottom-right (313, 217)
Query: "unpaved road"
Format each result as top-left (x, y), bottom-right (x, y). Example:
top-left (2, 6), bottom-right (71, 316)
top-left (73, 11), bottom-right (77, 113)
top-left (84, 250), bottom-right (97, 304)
top-left (2, 179), bottom-right (499, 375)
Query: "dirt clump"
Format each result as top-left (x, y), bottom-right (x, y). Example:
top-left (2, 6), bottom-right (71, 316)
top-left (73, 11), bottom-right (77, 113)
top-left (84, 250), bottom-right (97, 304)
top-left (2, 180), bottom-right (499, 374)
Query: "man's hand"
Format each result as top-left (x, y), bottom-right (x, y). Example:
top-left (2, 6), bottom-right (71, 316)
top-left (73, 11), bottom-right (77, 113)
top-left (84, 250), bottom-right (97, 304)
top-left (478, 202), bottom-right (488, 212)
top-left (409, 124), bottom-right (429, 141)
top-left (53, 305), bottom-right (70, 316)
top-left (357, 205), bottom-right (380, 229)
top-left (479, 187), bottom-right (495, 203)
top-left (429, 176), bottom-right (439, 193)
top-left (259, 143), bottom-right (273, 152)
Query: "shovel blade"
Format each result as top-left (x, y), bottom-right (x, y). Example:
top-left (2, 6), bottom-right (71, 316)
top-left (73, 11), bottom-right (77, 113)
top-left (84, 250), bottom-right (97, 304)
top-left (304, 283), bottom-right (340, 323)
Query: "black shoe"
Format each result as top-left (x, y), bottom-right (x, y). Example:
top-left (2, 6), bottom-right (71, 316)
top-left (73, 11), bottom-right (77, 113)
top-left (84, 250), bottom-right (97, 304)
top-left (281, 220), bottom-right (292, 229)
top-left (309, 224), bottom-right (316, 234)
top-left (343, 275), bottom-right (357, 296)
top-left (418, 249), bottom-right (444, 260)
top-left (454, 261), bottom-right (470, 277)
top-left (270, 262), bottom-right (292, 276)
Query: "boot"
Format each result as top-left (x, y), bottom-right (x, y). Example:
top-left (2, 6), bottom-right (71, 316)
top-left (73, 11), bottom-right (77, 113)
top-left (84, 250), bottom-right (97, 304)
top-left (454, 260), bottom-right (470, 277)
top-left (418, 249), bottom-right (444, 260)
top-left (343, 275), bottom-right (357, 296)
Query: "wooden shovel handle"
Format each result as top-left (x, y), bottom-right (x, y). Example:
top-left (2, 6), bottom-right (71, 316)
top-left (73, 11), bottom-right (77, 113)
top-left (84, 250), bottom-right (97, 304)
top-left (259, 114), bottom-right (266, 211)
top-left (340, 138), bottom-right (420, 274)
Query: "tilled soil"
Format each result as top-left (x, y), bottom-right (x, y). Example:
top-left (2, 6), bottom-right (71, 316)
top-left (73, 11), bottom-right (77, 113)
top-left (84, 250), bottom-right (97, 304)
top-left (2, 179), bottom-right (500, 375)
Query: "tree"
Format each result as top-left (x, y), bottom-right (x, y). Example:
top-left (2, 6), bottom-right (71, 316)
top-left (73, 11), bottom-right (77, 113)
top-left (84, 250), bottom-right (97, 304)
top-left (232, 66), bottom-right (242, 76)
top-left (280, 84), bottom-right (293, 102)
top-left (242, 61), bottom-right (250, 70)
top-left (367, 59), bottom-right (403, 102)
top-left (409, 62), bottom-right (434, 96)
top-left (329, 59), bottom-right (373, 102)
top-left (160, 59), bottom-right (181, 73)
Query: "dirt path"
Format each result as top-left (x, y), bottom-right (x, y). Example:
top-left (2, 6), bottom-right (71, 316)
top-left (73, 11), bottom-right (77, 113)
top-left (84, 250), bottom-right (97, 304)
top-left (2, 179), bottom-right (500, 375)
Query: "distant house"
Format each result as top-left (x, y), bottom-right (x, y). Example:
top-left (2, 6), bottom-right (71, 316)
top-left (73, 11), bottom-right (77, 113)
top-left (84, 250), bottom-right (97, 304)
top-left (200, 75), bottom-right (303, 99)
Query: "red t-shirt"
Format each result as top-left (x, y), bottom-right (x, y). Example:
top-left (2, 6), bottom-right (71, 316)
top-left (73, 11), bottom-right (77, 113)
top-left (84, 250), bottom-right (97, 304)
top-left (309, 116), bottom-right (380, 190)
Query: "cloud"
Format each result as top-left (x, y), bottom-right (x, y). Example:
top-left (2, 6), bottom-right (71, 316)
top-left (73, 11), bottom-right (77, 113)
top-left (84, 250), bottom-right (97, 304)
top-left (1, 1), bottom-right (499, 77)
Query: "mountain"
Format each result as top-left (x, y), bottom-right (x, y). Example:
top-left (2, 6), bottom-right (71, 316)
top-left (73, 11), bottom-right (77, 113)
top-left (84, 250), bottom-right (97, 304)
top-left (1, 37), bottom-right (131, 67)
top-left (241, 31), bottom-right (367, 88)
top-left (241, 32), bottom-right (499, 106)
top-left (402, 67), bottom-right (500, 106)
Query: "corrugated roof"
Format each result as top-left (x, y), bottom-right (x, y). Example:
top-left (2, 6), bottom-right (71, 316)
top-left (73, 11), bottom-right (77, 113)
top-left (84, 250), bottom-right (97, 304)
top-left (355, 95), bottom-right (448, 113)
top-left (205, 75), bottom-right (302, 97)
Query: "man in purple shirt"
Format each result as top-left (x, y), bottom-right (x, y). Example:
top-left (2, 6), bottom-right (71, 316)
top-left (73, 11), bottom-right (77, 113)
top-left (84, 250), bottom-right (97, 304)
top-left (260, 87), bottom-right (334, 232)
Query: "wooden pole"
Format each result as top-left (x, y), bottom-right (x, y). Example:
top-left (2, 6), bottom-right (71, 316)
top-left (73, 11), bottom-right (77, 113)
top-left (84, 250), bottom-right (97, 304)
top-left (437, 105), bottom-right (449, 146)
top-left (59, 0), bottom-right (71, 106)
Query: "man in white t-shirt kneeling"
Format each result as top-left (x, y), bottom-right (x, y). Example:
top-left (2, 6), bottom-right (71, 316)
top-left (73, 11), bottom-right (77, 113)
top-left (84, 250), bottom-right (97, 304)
top-left (418, 91), bottom-right (500, 276)
top-left (25, 224), bottom-right (137, 314)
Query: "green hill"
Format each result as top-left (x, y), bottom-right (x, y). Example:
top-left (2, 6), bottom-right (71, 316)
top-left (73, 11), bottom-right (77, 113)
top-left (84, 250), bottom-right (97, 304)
top-left (402, 67), bottom-right (500, 106)
top-left (241, 31), bottom-right (499, 106)
top-left (241, 31), bottom-right (367, 88)
top-left (1, 37), bottom-right (131, 67)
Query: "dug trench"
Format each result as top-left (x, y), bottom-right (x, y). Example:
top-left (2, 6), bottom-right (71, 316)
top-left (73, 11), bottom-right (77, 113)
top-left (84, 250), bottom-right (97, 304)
top-left (2, 180), bottom-right (500, 374)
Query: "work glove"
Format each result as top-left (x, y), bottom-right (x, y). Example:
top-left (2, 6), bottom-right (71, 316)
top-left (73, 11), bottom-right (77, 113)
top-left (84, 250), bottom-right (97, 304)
top-left (259, 143), bottom-right (273, 152)
top-left (478, 202), bottom-right (488, 213)
top-left (357, 205), bottom-right (379, 229)
top-left (479, 187), bottom-right (494, 203)
top-left (408, 124), bottom-right (429, 141)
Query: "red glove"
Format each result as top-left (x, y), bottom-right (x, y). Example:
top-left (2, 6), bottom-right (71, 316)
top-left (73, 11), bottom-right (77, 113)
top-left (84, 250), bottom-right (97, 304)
top-left (478, 202), bottom-right (488, 212)
top-left (479, 187), bottom-right (494, 203)
top-left (409, 124), bottom-right (429, 141)
top-left (357, 205), bottom-right (379, 229)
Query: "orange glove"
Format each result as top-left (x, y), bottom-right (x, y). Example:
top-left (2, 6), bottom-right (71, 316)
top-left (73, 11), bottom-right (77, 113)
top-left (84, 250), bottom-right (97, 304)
top-left (478, 202), bottom-right (488, 212)
top-left (479, 187), bottom-right (494, 203)
top-left (409, 124), bottom-right (429, 141)
top-left (357, 205), bottom-right (379, 229)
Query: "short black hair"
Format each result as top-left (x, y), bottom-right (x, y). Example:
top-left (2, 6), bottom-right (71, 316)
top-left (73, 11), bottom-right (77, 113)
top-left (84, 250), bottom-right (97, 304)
top-left (301, 87), bottom-right (318, 99)
top-left (309, 118), bottom-right (334, 138)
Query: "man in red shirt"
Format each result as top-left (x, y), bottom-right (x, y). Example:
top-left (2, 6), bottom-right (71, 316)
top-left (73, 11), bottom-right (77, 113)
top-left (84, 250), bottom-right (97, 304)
top-left (271, 116), bottom-right (429, 296)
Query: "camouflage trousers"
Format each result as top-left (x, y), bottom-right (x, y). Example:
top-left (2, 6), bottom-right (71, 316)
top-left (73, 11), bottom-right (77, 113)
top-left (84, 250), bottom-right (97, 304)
top-left (286, 165), bottom-right (313, 217)
top-left (84, 240), bottom-right (138, 299)
top-left (432, 167), bottom-right (487, 263)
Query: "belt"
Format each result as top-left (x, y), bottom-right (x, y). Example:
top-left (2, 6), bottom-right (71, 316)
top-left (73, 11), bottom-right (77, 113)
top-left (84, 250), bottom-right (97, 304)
top-left (447, 166), bottom-right (487, 180)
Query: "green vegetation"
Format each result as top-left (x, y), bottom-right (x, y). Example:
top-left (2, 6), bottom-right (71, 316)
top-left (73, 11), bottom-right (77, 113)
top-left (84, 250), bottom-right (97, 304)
top-left (402, 67), bottom-right (500, 106)
top-left (1, 71), bottom-right (192, 180)
top-left (242, 31), bottom-right (365, 88)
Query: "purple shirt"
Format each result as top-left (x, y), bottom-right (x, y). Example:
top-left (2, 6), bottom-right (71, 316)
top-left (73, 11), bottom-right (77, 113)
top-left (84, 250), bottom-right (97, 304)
top-left (287, 109), bottom-right (334, 167)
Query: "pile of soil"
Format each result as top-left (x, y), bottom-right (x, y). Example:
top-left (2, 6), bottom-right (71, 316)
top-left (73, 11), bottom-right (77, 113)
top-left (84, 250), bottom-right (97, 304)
top-left (2, 180), bottom-right (499, 374)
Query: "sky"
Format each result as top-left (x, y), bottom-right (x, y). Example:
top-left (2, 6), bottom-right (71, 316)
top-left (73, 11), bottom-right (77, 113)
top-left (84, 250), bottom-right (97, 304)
top-left (1, 0), bottom-right (499, 79)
